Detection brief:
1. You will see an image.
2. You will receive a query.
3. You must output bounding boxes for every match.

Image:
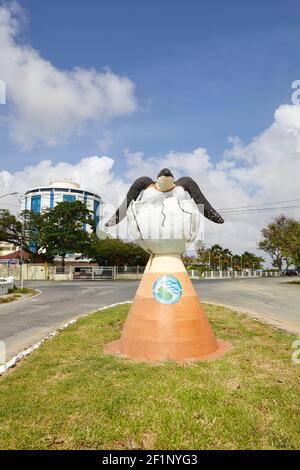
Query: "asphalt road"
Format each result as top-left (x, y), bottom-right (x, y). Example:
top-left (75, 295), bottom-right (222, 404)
top-left (0, 277), bottom-right (299, 362)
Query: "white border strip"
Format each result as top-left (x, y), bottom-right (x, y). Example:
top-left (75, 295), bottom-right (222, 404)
top-left (0, 301), bottom-right (132, 377)
top-left (1, 299), bottom-right (298, 377)
top-left (203, 301), bottom-right (300, 337)
top-left (0, 289), bottom-right (41, 308)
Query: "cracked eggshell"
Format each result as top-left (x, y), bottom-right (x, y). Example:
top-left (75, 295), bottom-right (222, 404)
top-left (127, 197), bottom-right (200, 254)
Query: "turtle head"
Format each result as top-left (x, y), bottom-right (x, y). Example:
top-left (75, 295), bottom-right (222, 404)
top-left (156, 168), bottom-right (174, 191)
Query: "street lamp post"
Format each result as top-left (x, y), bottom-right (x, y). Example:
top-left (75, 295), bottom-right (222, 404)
top-left (20, 215), bottom-right (24, 290)
top-left (9, 193), bottom-right (24, 290)
top-left (0, 192), bottom-right (22, 285)
top-left (0, 192), bottom-right (18, 200)
top-left (17, 196), bottom-right (25, 290)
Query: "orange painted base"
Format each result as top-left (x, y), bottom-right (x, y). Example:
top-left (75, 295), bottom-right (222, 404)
top-left (104, 256), bottom-right (232, 363)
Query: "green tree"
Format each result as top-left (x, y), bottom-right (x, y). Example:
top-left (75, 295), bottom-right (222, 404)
top-left (88, 238), bottom-right (149, 266)
top-left (239, 251), bottom-right (265, 270)
top-left (197, 244), bottom-right (231, 270)
top-left (41, 201), bottom-right (95, 268)
top-left (288, 221), bottom-right (300, 269)
top-left (197, 243), bottom-right (264, 271)
top-left (221, 247), bottom-right (233, 270)
top-left (0, 209), bottom-right (44, 258)
top-left (182, 254), bottom-right (198, 267)
top-left (293, 249), bottom-right (300, 270)
top-left (258, 215), bottom-right (300, 271)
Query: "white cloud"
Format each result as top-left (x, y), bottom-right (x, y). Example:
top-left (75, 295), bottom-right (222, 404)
top-left (96, 129), bottom-right (114, 154)
top-left (0, 155), bottom-right (128, 208)
top-left (122, 102), bottom-right (300, 258)
top-left (0, 2), bottom-right (137, 148)
top-left (1, 95), bottom-right (300, 263)
top-left (123, 148), bottom-right (258, 252)
top-left (1, 96), bottom-right (300, 262)
top-left (0, 155), bottom-right (134, 240)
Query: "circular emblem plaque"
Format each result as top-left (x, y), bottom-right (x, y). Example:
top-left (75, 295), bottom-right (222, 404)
top-left (152, 275), bottom-right (182, 305)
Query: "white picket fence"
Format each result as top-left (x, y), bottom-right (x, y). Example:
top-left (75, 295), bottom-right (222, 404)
top-left (0, 276), bottom-right (14, 295)
top-left (187, 270), bottom-right (280, 280)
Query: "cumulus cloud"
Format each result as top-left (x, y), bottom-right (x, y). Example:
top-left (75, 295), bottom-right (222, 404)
top-left (2, 92), bottom-right (299, 262)
top-left (1, 96), bottom-right (300, 260)
top-left (0, 155), bottom-right (128, 209)
top-left (123, 148), bottom-right (257, 252)
top-left (0, 2), bottom-right (137, 148)
top-left (122, 101), bottom-right (300, 256)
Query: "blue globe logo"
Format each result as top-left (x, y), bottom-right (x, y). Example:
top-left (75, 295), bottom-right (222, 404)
top-left (152, 275), bottom-right (182, 305)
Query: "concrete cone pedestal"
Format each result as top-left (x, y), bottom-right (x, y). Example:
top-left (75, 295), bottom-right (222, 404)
top-left (104, 254), bottom-right (231, 362)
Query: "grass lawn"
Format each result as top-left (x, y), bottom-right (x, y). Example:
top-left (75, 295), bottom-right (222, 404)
top-left (0, 304), bottom-right (299, 450)
top-left (0, 287), bottom-right (37, 304)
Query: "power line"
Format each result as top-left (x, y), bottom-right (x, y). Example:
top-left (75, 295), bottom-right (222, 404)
top-left (218, 197), bottom-right (300, 211)
top-left (222, 205), bottom-right (300, 216)
top-left (220, 204), bottom-right (300, 214)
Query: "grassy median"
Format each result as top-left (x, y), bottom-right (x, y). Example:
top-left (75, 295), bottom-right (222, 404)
top-left (0, 303), bottom-right (299, 450)
top-left (0, 287), bottom-right (37, 304)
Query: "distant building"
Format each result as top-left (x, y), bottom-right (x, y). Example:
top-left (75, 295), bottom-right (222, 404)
top-left (0, 241), bottom-right (17, 257)
top-left (0, 242), bottom-right (29, 262)
top-left (23, 180), bottom-right (102, 231)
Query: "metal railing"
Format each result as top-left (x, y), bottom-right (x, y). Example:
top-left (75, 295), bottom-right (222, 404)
top-left (55, 266), bottom-right (70, 274)
top-left (0, 277), bottom-right (14, 295)
top-left (116, 266), bottom-right (145, 274)
top-left (71, 266), bottom-right (114, 280)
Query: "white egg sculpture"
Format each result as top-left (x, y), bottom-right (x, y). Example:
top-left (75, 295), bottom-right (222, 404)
top-left (103, 169), bottom-right (230, 363)
top-left (127, 197), bottom-right (200, 255)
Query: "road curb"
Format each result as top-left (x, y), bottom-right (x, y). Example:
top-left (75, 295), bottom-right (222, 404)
top-left (0, 289), bottom-right (41, 308)
top-left (203, 301), bottom-right (300, 337)
top-left (0, 300), bottom-right (132, 377)
top-left (1, 299), bottom-right (299, 378)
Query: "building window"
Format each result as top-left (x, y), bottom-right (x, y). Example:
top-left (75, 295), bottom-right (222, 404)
top-left (83, 193), bottom-right (88, 231)
top-left (94, 200), bottom-right (100, 226)
top-left (31, 195), bottom-right (41, 213)
top-left (50, 191), bottom-right (54, 209)
top-left (63, 194), bottom-right (76, 203)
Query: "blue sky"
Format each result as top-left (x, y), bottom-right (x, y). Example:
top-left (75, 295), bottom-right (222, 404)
top-left (1, 0), bottom-right (300, 173)
top-left (0, 0), bottom-right (300, 256)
